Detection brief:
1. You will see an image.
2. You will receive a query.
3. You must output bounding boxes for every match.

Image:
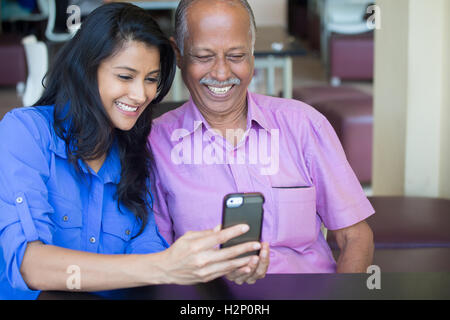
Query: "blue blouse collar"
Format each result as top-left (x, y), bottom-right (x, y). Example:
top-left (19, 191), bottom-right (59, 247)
top-left (46, 103), bottom-right (121, 184)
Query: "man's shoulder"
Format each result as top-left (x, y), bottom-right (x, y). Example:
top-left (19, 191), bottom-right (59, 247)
top-left (152, 102), bottom-right (190, 133)
top-left (250, 92), bottom-right (326, 128)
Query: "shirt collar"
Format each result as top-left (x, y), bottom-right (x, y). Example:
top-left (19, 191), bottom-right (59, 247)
top-left (97, 139), bottom-right (121, 184)
top-left (180, 91), bottom-right (273, 136)
top-left (246, 91), bottom-right (273, 132)
top-left (47, 103), bottom-right (121, 184)
top-left (180, 96), bottom-right (207, 136)
top-left (48, 102), bottom-right (70, 159)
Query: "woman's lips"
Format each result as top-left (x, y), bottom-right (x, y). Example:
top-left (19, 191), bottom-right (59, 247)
top-left (115, 101), bottom-right (140, 115)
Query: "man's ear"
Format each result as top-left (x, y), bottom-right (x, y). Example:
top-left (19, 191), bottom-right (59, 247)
top-left (170, 36), bottom-right (183, 69)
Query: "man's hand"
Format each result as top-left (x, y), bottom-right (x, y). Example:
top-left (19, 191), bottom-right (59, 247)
top-left (225, 242), bottom-right (270, 285)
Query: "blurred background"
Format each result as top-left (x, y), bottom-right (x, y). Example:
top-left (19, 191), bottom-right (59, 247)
top-left (0, 0), bottom-right (449, 272)
top-left (1, 0), bottom-right (449, 199)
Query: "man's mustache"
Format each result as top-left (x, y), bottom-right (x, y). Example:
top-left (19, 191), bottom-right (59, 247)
top-left (199, 78), bottom-right (241, 86)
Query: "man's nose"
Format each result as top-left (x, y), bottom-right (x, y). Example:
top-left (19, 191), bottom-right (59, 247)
top-left (210, 56), bottom-right (232, 81)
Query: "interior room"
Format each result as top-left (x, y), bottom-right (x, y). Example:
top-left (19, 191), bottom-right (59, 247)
top-left (0, 0), bottom-right (449, 300)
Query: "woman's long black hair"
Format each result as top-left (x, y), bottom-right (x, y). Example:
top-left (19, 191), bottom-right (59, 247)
top-left (34, 3), bottom-right (176, 236)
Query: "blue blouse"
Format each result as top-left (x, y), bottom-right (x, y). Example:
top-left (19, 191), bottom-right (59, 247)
top-left (0, 106), bottom-right (169, 300)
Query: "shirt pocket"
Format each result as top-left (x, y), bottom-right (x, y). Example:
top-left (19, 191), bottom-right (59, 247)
top-left (272, 186), bottom-right (317, 248)
top-left (101, 211), bottom-right (136, 254)
top-left (48, 193), bottom-right (83, 249)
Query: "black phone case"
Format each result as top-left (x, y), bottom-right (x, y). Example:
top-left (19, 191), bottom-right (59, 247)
top-left (221, 192), bottom-right (264, 258)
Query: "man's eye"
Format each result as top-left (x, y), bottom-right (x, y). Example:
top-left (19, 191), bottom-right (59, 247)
top-left (195, 55), bottom-right (213, 62)
top-left (228, 54), bottom-right (245, 61)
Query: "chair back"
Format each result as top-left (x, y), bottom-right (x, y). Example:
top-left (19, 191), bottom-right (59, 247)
top-left (37, 0), bottom-right (50, 16)
top-left (21, 35), bottom-right (49, 106)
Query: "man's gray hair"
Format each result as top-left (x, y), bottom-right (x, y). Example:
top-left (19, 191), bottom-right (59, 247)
top-left (174, 0), bottom-right (256, 56)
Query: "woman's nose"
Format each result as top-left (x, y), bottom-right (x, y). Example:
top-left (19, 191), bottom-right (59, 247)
top-left (128, 81), bottom-right (147, 104)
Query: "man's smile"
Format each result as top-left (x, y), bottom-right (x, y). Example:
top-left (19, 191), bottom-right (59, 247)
top-left (206, 85), bottom-right (233, 95)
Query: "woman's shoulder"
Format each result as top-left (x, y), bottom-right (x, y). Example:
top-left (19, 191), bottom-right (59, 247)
top-left (0, 105), bottom-right (57, 149)
top-left (2, 105), bottom-right (55, 127)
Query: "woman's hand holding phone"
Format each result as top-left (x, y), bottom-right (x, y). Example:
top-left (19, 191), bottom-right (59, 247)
top-left (158, 224), bottom-right (261, 285)
top-left (225, 242), bottom-right (270, 285)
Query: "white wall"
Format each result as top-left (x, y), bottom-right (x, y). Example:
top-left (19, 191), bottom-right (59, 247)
top-left (372, 0), bottom-right (409, 195)
top-left (373, 0), bottom-right (450, 199)
top-left (247, 0), bottom-right (287, 27)
top-left (440, 0), bottom-right (450, 197)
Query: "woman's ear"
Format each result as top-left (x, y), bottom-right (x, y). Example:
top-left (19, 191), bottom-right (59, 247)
top-left (169, 36), bottom-right (183, 69)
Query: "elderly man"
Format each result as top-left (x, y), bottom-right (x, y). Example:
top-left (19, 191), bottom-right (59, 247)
top-left (149, 0), bottom-right (375, 282)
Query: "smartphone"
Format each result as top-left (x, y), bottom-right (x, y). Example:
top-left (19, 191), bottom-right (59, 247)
top-left (220, 192), bottom-right (264, 257)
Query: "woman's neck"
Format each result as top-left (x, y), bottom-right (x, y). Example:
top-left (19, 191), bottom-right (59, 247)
top-left (85, 154), bottom-right (106, 174)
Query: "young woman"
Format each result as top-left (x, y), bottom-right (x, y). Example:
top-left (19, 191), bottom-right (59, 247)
top-left (0, 3), bottom-right (260, 299)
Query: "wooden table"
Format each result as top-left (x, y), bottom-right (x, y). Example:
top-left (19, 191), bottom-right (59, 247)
top-left (252, 26), bottom-right (306, 99)
top-left (39, 272), bottom-right (450, 301)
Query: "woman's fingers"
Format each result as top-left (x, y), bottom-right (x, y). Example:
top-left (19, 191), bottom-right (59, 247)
top-left (245, 242), bottom-right (270, 284)
top-left (225, 255), bottom-right (259, 282)
top-left (196, 255), bottom-right (255, 283)
top-left (186, 224), bottom-right (250, 252)
top-left (225, 242), bottom-right (270, 285)
top-left (165, 225), bottom-right (264, 285)
top-left (189, 240), bottom-right (260, 271)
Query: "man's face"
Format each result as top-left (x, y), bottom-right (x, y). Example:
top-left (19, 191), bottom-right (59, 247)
top-left (176, 0), bottom-right (254, 116)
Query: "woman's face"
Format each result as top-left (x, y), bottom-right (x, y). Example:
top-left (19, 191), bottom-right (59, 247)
top-left (97, 40), bottom-right (160, 131)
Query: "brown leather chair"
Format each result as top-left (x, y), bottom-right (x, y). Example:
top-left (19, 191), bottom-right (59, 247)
top-left (329, 32), bottom-right (374, 83)
top-left (0, 34), bottom-right (27, 86)
top-left (328, 196), bottom-right (450, 272)
top-left (293, 86), bottom-right (373, 184)
top-left (314, 97), bottom-right (373, 184)
top-left (293, 85), bottom-right (371, 106)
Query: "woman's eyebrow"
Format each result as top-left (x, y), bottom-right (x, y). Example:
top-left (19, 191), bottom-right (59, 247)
top-left (148, 69), bottom-right (161, 75)
top-left (113, 66), bottom-right (137, 72)
top-left (113, 66), bottom-right (160, 75)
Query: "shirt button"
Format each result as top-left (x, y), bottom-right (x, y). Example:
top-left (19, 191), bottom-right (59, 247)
top-left (16, 197), bottom-right (23, 204)
top-left (125, 229), bottom-right (131, 236)
top-left (62, 215), bottom-right (69, 222)
top-left (89, 237), bottom-right (96, 244)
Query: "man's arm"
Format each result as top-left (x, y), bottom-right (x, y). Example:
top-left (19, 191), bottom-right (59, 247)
top-left (332, 220), bottom-right (374, 273)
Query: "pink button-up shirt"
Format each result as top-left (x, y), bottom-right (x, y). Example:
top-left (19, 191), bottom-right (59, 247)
top-left (149, 92), bottom-right (374, 273)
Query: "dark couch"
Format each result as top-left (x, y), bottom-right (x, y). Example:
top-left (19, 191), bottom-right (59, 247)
top-left (327, 196), bottom-right (450, 272)
top-left (293, 86), bottom-right (373, 184)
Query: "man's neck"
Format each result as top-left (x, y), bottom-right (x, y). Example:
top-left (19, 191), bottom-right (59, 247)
top-left (198, 100), bottom-right (248, 146)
